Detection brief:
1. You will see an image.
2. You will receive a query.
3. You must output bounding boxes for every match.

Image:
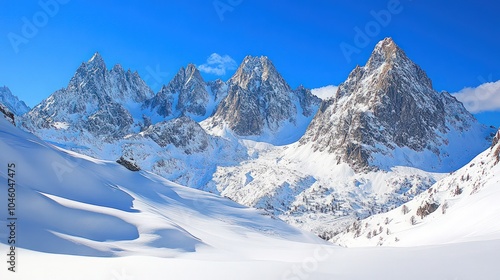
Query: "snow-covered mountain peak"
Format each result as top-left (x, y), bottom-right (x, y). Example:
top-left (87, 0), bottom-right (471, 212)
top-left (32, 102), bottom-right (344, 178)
top-left (230, 55), bottom-right (289, 92)
top-left (21, 53), bottom-right (154, 140)
top-left (144, 63), bottom-right (212, 119)
top-left (178, 63), bottom-right (205, 85)
top-left (301, 38), bottom-right (492, 172)
top-left (87, 51), bottom-right (105, 67)
top-left (365, 37), bottom-right (433, 91)
top-left (205, 55), bottom-right (320, 142)
top-left (369, 37), bottom-right (402, 62)
top-left (241, 55), bottom-right (271, 68)
top-left (111, 63), bottom-right (124, 73)
top-left (73, 52), bottom-right (107, 83)
top-left (185, 62), bottom-right (199, 74)
top-left (0, 86), bottom-right (30, 116)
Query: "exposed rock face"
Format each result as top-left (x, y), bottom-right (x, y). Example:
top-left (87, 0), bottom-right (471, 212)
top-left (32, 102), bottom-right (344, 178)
top-left (0, 103), bottom-right (15, 125)
top-left (209, 55), bottom-right (320, 136)
top-left (21, 52), bottom-right (154, 140)
top-left (207, 79), bottom-right (228, 103)
top-left (492, 129), bottom-right (500, 148)
top-left (0, 86), bottom-right (30, 116)
top-left (86, 102), bottom-right (134, 139)
top-left (145, 64), bottom-right (211, 118)
top-left (301, 38), bottom-right (491, 172)
top-left (141, 116), bottom-right (209, 154)
top-left (294, 85), bottom-right (319, 117)
top-left (492, 129), bottom-right (500, 164)
top-left (116, 156), bottom-right (141, 171)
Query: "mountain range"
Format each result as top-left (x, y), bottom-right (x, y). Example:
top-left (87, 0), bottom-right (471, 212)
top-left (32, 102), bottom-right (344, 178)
top-left (1, 37), bottom-right (496, 241)
top-left (2, 104), bottom-right (498, 279)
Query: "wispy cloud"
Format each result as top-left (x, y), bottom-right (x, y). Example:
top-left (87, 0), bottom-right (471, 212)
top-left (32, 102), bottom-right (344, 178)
top-left (311, 85), bottom-right (338, 100)
top-left (198, 53), bottom-right (237, 76)
top-left (452, 81), bottom-right (500, 113)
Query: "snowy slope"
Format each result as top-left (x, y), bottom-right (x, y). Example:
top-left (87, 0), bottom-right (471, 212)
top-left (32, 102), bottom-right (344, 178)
top-left (334, 129), bottom-right (500, 247)
top-left (2, 108), bottom-right (500, 280)
top-left (0, 115), bottom-right (322, 256)
top-left (207, 140), bottom-right (446, 238)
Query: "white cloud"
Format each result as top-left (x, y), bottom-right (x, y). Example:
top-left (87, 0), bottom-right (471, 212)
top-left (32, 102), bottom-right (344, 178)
top-left (198, 53), bottom-right (237, 76)
top-left (452, 81), bottom-right (500, 113)
top-left (311, 85), bottom-right (338, 100)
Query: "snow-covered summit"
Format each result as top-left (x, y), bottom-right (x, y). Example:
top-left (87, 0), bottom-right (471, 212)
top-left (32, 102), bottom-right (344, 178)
top-left (301, 37), bottom-right (493, 172)
top-left (144, 63), bottom-right (215, 120)
top-left (366, 38), bottom-right (431, 87)
top-left (86, 51), bottom-right (106, 69)
top-left (21, 53), bottom-right (154, 140)
top-left (0, 86), bottom-right (30, 116)
top-left (205, 55), bottom-right (320, 144)
top-left (230, 55), bottom-right (289, 92)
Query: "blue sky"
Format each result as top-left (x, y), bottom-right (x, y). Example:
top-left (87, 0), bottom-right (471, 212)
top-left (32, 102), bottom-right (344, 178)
top-left (0, 0), bottom-right (499, 127)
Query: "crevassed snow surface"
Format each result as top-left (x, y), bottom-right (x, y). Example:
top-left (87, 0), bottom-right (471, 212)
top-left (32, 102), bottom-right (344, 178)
top-left (1, 117), bottom-right (499, 279)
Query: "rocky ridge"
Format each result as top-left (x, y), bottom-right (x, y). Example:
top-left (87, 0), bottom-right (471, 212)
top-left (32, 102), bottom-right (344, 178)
top-left (300, 38), bottom-right (492, 172)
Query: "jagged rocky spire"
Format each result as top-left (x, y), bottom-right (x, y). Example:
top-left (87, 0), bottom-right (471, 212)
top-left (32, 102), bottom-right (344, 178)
top-left (209, 55), bottom-right (320, 137)
top-left (22, 52), bottom-right (154, 140)
top-left (301, 37), bottom-right (491, 172)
